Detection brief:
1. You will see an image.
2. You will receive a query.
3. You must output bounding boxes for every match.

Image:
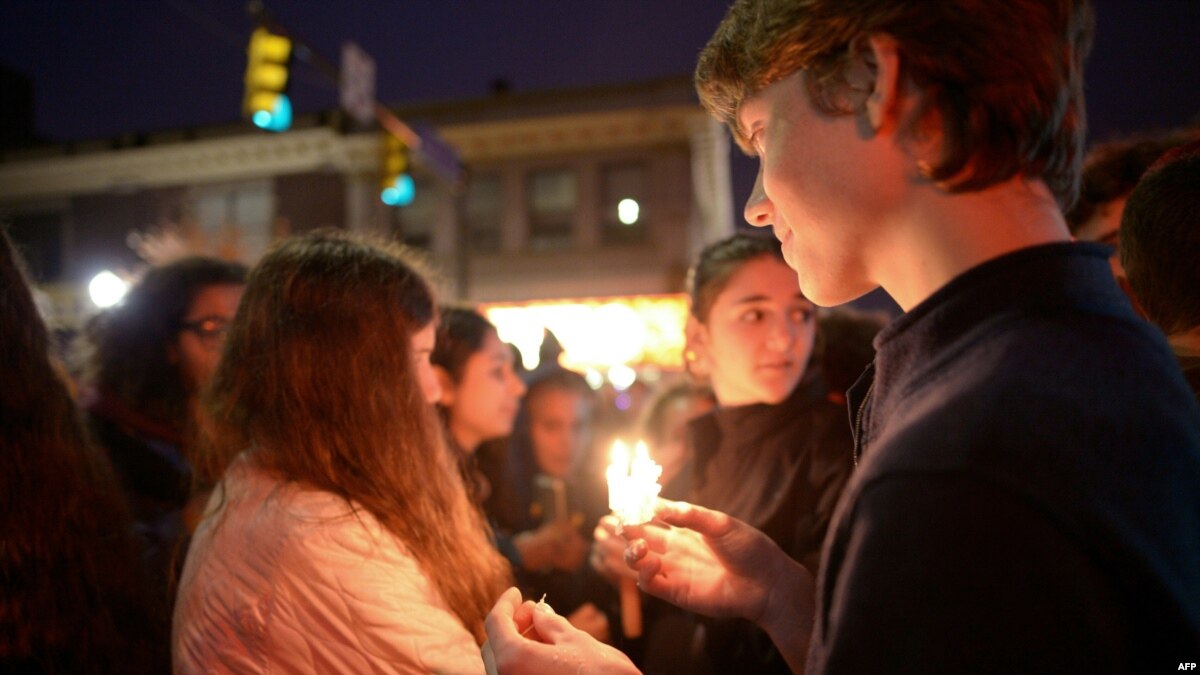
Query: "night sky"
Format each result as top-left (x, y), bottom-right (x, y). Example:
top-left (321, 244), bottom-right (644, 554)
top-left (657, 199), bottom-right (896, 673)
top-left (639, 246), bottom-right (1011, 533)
top-left (0, 1), bottom-right (735, 142)
top-left (1, 1), bottom-right (1198, 167)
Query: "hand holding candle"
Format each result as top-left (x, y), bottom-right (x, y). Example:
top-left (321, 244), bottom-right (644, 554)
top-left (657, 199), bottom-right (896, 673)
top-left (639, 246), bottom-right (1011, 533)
top-left (605, 439), bottom-right (663, 639)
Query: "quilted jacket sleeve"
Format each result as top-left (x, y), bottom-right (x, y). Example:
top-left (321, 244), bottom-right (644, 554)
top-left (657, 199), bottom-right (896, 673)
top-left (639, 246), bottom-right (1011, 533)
top-left (263, 511), bottom-right (485, 675)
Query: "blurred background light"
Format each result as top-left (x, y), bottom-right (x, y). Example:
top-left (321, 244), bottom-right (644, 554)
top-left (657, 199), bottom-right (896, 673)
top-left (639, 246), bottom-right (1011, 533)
top-left (617, 198), bottom-right (640, 225)
top-left (607, 364), bottom-right (637, 391)
top-left (484, 294), bottom-right (687, 372)
top-left (584, 368), bottom-right (605, 390)
top-left (88, 270), bottom-right (128, 308)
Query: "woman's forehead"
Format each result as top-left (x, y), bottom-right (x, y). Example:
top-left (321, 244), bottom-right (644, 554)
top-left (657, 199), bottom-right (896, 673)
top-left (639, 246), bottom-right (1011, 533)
top-left (717, 256), bottom-right (807, 304)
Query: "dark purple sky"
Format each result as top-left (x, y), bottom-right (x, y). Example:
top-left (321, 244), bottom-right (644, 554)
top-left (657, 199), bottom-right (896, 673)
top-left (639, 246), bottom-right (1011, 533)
top-left (1, 1), bottom-right (1197, 145)
top-left (0, 1), bottom-right (735, 142)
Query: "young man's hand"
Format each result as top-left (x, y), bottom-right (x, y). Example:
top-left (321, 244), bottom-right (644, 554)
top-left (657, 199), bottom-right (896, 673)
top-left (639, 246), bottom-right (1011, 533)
top-left (590, 515), bottom-right (639, 585)
top-left (624, 500), bottom-right (815, 672)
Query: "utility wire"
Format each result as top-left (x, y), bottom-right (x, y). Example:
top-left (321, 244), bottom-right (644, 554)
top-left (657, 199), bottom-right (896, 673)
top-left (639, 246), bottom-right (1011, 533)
top-left (166, 0), bottom-right (333, 93)
top-left (165, 0), bottom-right (244, 50)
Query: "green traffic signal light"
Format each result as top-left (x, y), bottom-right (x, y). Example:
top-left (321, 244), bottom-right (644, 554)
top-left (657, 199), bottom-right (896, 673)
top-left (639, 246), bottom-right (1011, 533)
top-left (252, 94), bottom-right (292, 132)
top-left (380, 134), bottom-right (415, 206)
top-left (381, 174), bottom-right (416, 207)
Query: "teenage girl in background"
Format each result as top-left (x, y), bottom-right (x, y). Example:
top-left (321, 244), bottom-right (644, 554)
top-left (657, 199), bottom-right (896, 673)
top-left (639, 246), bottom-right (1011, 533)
top-left (594, 233), bottom-right (861, 674)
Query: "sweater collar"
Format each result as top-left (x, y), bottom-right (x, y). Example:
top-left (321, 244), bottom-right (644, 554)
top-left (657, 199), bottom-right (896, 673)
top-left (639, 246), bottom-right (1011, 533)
top-left (871, 242), bottom-right (1126, 399)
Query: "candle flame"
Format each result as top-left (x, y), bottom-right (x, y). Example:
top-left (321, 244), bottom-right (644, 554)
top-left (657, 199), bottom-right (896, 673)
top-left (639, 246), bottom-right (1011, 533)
top-left (611, 439), bottom-right (629, 465)
top-left (606, 438), bottom-right (663, 526)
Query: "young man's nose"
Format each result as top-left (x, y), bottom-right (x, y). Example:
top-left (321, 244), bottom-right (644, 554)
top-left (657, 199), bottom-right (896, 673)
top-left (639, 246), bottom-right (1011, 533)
top-left (743, 169), bottom-right (773, 228)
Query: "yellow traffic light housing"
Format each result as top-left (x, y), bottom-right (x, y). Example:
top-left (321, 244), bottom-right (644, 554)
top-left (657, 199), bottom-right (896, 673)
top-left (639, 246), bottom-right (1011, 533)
top-left (380, 134), bottom-right (415, 206)
top-left (244, 27), bottom-right (293, 132)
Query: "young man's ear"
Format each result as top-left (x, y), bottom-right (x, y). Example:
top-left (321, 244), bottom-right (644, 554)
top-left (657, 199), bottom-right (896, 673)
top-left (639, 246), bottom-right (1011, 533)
top-left (845, 33), bottom-right (903, 134)
top-left (433, 365), bottom-right (456, 407)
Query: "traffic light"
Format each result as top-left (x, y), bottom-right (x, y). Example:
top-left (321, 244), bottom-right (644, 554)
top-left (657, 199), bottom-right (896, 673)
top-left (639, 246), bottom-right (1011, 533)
top-left (244, 27), bottom-right (293, 132)
top-left (380, 133), bottom-right (415, 206)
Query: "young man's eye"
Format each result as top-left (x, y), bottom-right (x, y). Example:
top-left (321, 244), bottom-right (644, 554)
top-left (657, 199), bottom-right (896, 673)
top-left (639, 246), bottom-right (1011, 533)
top-left (740, 309), bottom-right (765, 323)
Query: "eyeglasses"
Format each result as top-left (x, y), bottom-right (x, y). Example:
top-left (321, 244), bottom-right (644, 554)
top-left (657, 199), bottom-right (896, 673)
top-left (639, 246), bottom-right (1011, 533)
top-left (178, 317), bottom-right (231, 348)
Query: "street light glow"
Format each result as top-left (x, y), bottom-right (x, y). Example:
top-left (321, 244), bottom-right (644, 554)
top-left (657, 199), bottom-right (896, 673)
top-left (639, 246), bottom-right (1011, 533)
top-left (88, 271), bottom-right (128, 308)
top-left (617, 198), bottom-right (640, 225)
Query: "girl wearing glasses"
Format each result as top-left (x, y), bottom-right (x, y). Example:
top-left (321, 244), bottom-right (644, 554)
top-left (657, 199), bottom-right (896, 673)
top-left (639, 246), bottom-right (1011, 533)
top-left (84, 255), bottom-right (246, 614)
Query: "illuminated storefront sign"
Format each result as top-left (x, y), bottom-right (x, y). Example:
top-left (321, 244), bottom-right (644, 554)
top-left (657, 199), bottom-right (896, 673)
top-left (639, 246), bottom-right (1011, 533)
top-left (482, 294), bottom-right (688, 373)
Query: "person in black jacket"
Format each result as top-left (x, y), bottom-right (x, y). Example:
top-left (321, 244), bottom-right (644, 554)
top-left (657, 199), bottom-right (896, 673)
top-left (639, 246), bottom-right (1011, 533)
top-left (594, 233), bottom-right (858, 674)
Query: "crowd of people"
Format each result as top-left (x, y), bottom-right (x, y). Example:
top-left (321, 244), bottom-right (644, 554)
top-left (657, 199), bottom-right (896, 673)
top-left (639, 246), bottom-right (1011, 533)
top-left (3, 0), bottom-right (1198, 673)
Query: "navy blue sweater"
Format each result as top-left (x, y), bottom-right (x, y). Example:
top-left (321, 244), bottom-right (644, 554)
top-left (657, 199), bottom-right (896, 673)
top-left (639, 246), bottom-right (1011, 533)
top-left (810, 242), bottom-right (1200, 674)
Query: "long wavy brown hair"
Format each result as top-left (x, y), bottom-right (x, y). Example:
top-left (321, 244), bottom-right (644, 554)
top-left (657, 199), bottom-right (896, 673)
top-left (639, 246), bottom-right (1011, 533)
top-left (196, 230), bottom-right (510, 642)
top-left (1, 230), bottom-right (166, 672)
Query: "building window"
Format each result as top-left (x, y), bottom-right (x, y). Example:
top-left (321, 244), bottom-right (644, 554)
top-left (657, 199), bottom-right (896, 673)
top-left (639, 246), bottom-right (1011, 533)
top-left (527, 168), bottom-right (576, 250)
top-left (601, 162), bottom-right (648, 245)
top-left (391, 177), bottom-right (437, 250)
top-left (192, 179), bottom-right (274, 262)
top-left (465, 173), bottom-right (503, 253)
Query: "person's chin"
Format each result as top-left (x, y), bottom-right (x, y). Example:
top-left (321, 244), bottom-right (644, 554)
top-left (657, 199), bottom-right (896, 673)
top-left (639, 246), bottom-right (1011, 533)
top-left (755, 373), bottom-right (801, 402)
top-left (796, 275), bottom-right (868, 309)
top-left (756, 384), bottom-right (793, 405)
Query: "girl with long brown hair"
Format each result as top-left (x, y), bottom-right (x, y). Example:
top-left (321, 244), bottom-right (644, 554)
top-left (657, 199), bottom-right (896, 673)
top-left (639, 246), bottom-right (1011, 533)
top-left (173, 231), bottom-right (510, 673)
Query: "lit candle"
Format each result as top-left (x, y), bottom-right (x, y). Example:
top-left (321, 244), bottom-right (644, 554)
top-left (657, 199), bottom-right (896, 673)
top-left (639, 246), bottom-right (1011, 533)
top-left (606, 439), bottom-right (630, 515)
top-left (606, 439), bottom-right (663, 526)
top-left (605, 438), bottom-right (662, 640)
